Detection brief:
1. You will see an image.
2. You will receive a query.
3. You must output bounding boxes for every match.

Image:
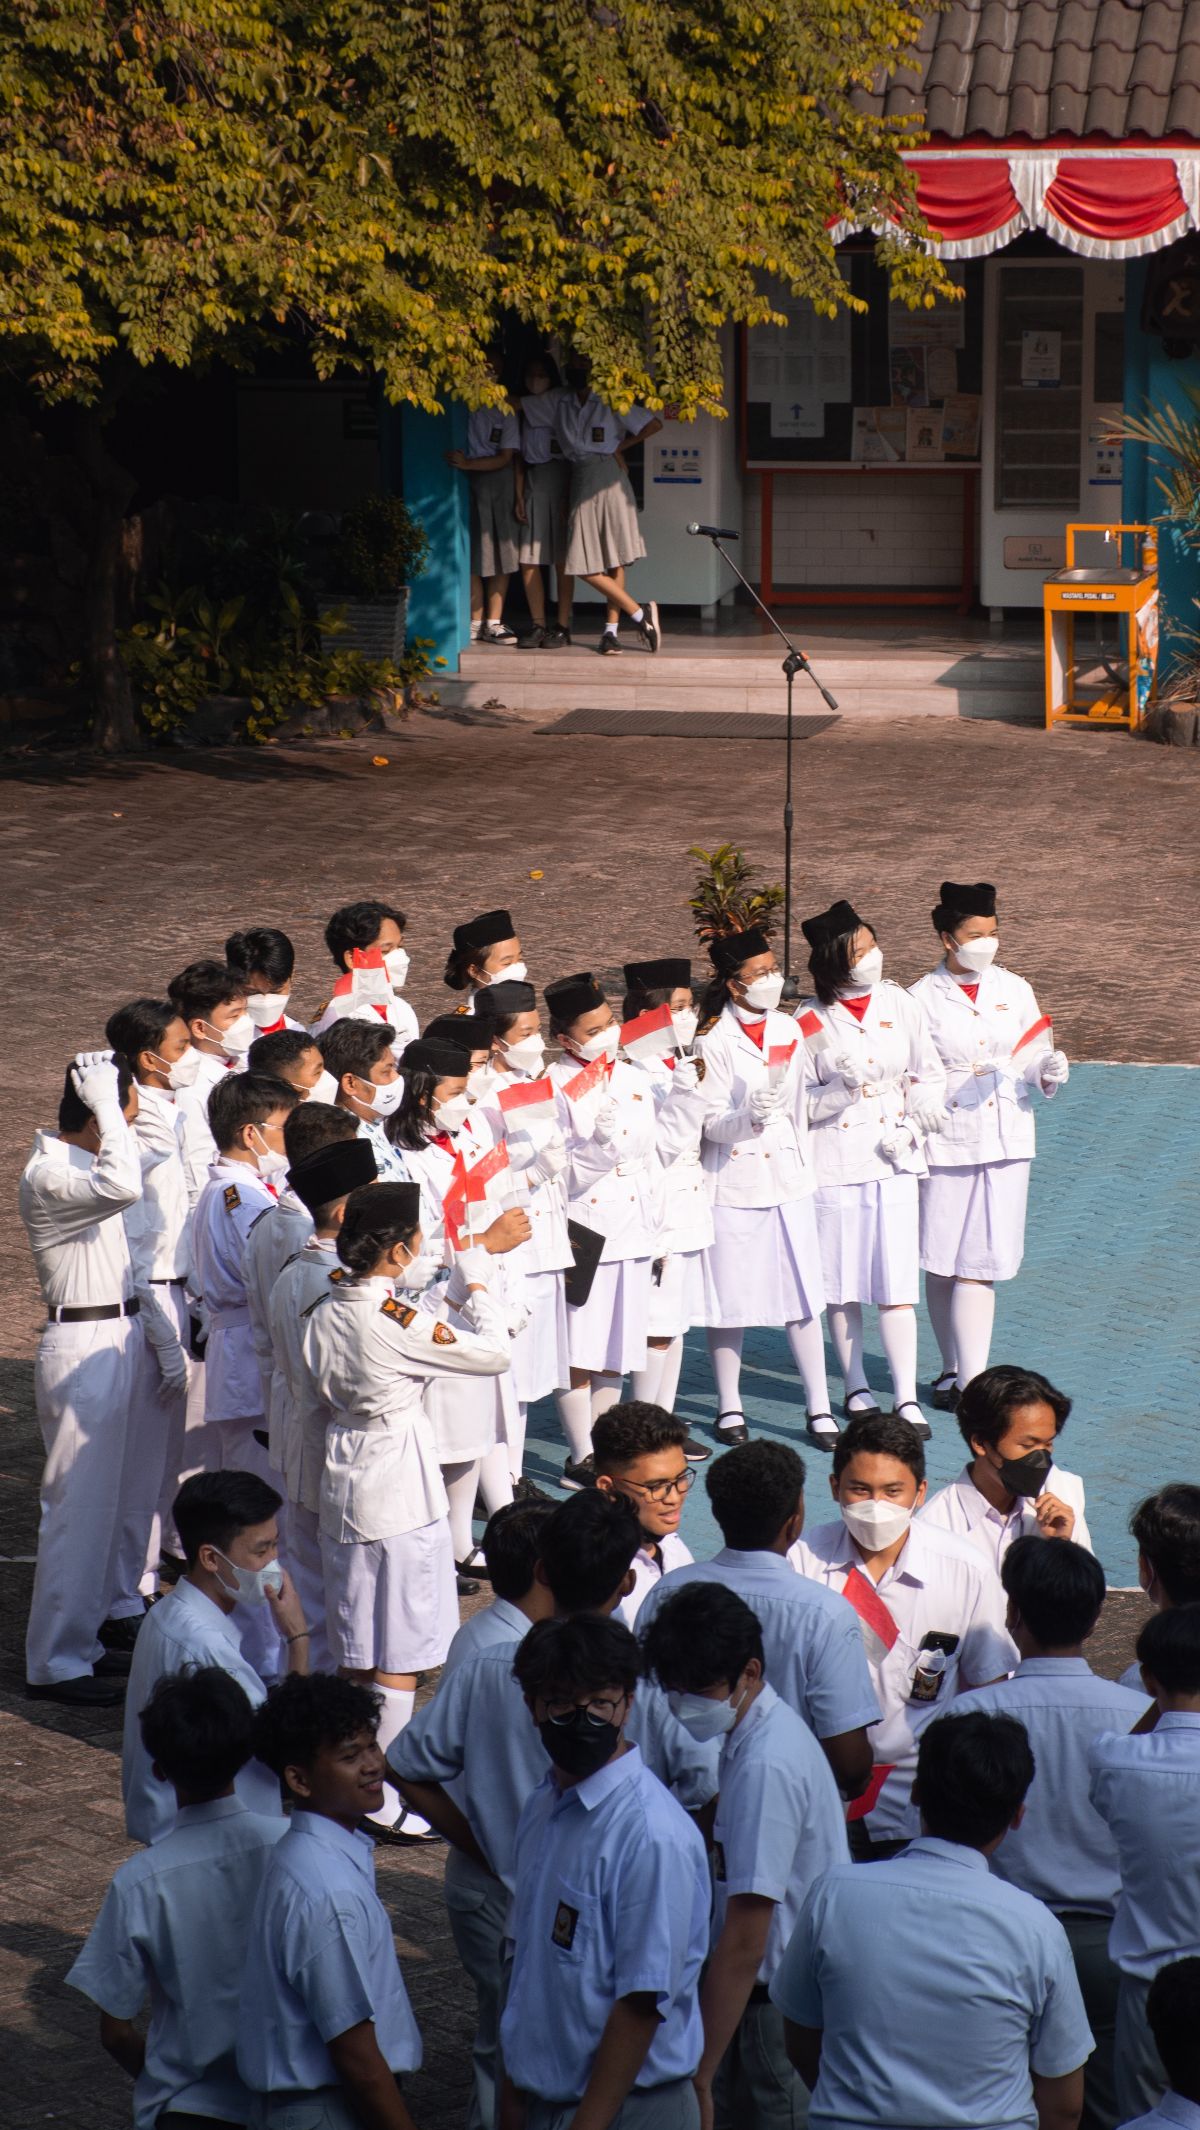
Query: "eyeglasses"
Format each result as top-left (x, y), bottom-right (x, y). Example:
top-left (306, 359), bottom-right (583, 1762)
top-left (620, 1467), bottom-right (696, 1503)
top-left (542, 1694), bottom-right (629, 1728)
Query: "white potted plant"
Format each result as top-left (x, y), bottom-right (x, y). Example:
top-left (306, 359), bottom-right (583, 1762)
top-left (330, 494), bottom-right (428, 662)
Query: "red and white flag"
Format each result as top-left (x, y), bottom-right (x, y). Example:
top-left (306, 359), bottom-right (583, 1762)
top-left (563, 1055), bottom-right (610, 1111)
top-left (497, 1076), bottom-right (558, 1132)
top-left (796, 1008), bottom-right (831, 1054)
top-left (463, 1142), bottom-right (518, 1237)
top-left (331, 946), bottom-right (393, 1017)
top-left (1012, 1013), bottom-right (1053, 1060)
top-left (620, 1003), bottom-right (677, 1064)
top-left (442, 1147), bottom-right (471, 1253)
top-left (768, 1039), bottom-right (797, 1084)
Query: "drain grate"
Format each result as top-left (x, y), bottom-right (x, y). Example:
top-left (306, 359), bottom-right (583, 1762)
top-left (542, 708), bottom-right (840, 739)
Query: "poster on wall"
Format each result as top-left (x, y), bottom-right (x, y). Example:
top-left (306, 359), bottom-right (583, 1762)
top-left (1021, 330), bottom-right (1062, 386)
top-left (1087, 406), bottom-right (1123, 487)
top-left (890, 274), bottom-right (966, 350)
top-left (851, 407), bottom-right (906, 462)
top-left (906, 408), bottom-right (945, 463)
top-left (890, 346), bottom-right (928, 407)
top-left (771, 398), bottom-right (825, 439)
top-left (942, 394), bottom-right (981, 458)
top-left (653, 444), bottom-right (703, 484)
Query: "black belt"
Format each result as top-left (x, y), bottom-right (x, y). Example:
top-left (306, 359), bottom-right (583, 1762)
top-left (749, 1982), bottom-right (773, 2006)
top-left (150, 1276), bottom-right (187, 1288)
top-left (47, 1298), bottom-right (141, 1323)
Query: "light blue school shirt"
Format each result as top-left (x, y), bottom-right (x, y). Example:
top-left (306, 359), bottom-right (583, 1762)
top-left (952, 1657), bottom-right (1148, 1914)
top-left (389, 1634), bottom-right (547, 1889)
top-left (67, 1797), bottom-right (285, 2130)
top-left (1124, 2097), bottom-right (1200, 2130)
top-left (637, 1548), bottom-right (881, 1742)
top-left (626, 1680), bottom-right (719, 1811)
top-left (770, 1836), bottom-right (1093, 2130)
top-left (1088, 1711), bottom-right (1200, 1979)
top-left (122, 1578), bottom-right (284, 1845)
top-left (500, 1745), bottom-right (708, 2103)
top-left (712, 1685), bottom-right (849, 1985)
top-left (236, 1812), bottom-right (422, 2094)
top-left (442, 1594), bottom-right (532, 1679)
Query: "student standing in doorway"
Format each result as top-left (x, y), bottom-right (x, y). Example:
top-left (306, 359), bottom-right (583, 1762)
top-left (447, 392), bottom-right (522, 644)
top-left (555, 355), bottom-right (663, 657)
top-left (515, 350), bottom-right (573, 647)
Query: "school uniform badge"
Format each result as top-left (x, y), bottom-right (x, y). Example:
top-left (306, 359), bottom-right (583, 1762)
top-left (381, 1295), bottom-right (417, 1327)
top-left (223, 1184), bottom-right (241, 1211)
top-left (432, 1321), bottom-right (457, 1346)
top-left (552, 1900), bottom-right (579, 1950)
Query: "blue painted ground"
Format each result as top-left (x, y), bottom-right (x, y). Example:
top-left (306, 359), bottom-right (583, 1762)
top-left (519, 1066), bottom-right (1200, 1588)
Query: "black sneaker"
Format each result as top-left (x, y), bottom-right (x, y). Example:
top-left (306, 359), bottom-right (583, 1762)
top-left (513, 1474), bottom-right (555, 1504)
top-left (517, 625), bottom-right (547, 648)
top-left (930, 1373), bottom-right (959, 1411)
top-left (481, 620), bottom-right (519, 644)
top-left (544, 624), bottom-right (572, 647)
top-left (598, 631), bottom-right (622, 655)
top-left (682, 1434), bottom-right (713, 1465)
top-left (636, 600), bottom-right (661, 653)
top-left (562, 1453), bottom-right (597, 1490)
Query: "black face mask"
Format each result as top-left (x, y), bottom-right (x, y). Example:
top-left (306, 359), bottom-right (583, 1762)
top-left (996, 1448), bottom-right (1052, 1499)
top-left (538, 1711), bottom-right (621, 1781)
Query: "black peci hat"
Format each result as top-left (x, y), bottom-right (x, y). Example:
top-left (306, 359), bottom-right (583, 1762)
top-left (452, 908), bottom-right (516, 954)
top-left (473, 980), bottom-right (538, 1018)
top-left (544, 972), bottom-right (607, 1023)
top-left (800, 901), bottom-right (864, 951)
top-left (422, 1014), bottom-right (488, 1054)
top-left (623, 956), bottom-right (692, 992)
top-left (937, 881), bottom-right (997, 919)
top-left (707, 928), bottom-right (770, 977)
top-left (400, 1037), bottom-right (472, 1079)
top-left (287, 1137), bottom-right (378, 1212)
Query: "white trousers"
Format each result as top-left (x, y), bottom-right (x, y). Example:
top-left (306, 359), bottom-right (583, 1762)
top-left (25, 1315), bottom-right (139, 1685)
top-left (113, 1288), bottom-right (190, 1609)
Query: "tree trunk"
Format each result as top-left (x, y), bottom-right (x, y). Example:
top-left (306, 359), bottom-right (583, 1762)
top-left (75, 407), bottom-right (141, 753)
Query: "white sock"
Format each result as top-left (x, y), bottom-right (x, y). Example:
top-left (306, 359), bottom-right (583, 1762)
top-left (555, 1383), bottom-right (594, 1464)
top-left (707, 1327), bottom-right (744, 1417)
top-left (590, 1373), bottom-right (624, 1427)
top-left (925, 1272), bottom-right (957, 1376)
top-left (786, 1314), bottom-right (831, 1415)
top-left (631, 1346), bottom-right (667, 1407)
top-left (443, 1459), bottom-right (481, 1561)
top-left (655, 1335), bottom-right (684, 1413)
top-left (478, 1441), bottom-right (514, 1517)
top-left (508, 1401), bottom-right (530, 1483)
top-left (828, 1304), bottom-right (869, 1405)
top-left (879, 1307), bottom-right (918, 1410)
top-left (603, 621), bottom-right (619, 637)
top-left (367, 1684), bottom-right (416, 1828)
top-left (631, 606), bottom-right (645, 625)
top-left (949, 1281), bottom-right (995, 1392)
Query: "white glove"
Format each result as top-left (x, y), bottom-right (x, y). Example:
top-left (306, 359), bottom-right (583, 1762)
top-left (157, 1342), bottom-right (190, 1394)
top-left (71, 1049), bottom-right (123, 1121)
top-left (749, 1082), bottom-right (785, 1123)
top-left (907, 1086), bottom-right (948, 1135)
top-left (1040, 1048), bottom-right (1070, 1091)
top-left (879, 1124), bottom-right (920, 1166)
top-left (671, 1054), bottom-right (700, 1092)
top-left (593, 1100), bottom-right (618, 1146)
top-left (833, 1051), bottom-right (867, 1091)
top-left (531, 1134), bottom-right (567, 1183)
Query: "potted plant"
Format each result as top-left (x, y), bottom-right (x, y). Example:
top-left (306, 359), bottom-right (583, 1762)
top-left (687, 842), bottom-right (784, 942)
top-left (330, 494), bottom-right (429, 662)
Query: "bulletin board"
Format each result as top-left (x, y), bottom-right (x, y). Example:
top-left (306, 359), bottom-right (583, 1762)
top-left (740, 253), bottom-right (985, 470)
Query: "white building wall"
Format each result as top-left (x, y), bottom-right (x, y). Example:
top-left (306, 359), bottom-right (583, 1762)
top-left (742, 472), bottom-right (978, 590)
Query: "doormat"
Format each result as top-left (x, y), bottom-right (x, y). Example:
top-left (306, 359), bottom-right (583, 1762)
top-left (541, 709), bottom-right (840, 739)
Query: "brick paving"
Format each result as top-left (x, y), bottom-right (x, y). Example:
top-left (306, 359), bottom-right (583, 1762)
top-left (0, 710), bottom-right (1195, 2125)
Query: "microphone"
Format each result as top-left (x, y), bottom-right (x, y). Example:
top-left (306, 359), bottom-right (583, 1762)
top-left (686, 522), bottom-right (740, 540)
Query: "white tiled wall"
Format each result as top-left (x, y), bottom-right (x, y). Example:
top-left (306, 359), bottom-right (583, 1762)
top-left (742, 473), bottom-right (979, 589)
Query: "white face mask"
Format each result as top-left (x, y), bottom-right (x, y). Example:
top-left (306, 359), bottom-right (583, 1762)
top-left (434, 1092), bottom-right (475, 1132)
top-left (950, 935), bottom-right (999, 974)
top-left (153, 1046), bottom-right (201, 1090)
top-left (671, 1008), bottom-right (699, 1050)
top-left (250, 1129), bottom-right (290, 1181)
top-left (501, 1033), bottom-right (546, 1074)
top-left (740, 972), bottom-right (784, 1013)
top-left (840, 1497), bottom-right (912, 1551)
top-left (213, 1547), bottom-right (283, 1606)
top-left (309, 1069), bottom-right (340, 1105)
top-left (574, 1024), bottom-right (620, 1065)
top-left (360, 1074), bottom-right (403, 1117)
top-left (245, 991), bottom-right (290, 1029)
top-left (847, 947), bottom-right (883, 990)
top-left (385, 946), bottom-right (410, 991)
top-left (211, 1012), bottom-right (255, 1058)
top-left (485, 959), bottom-right (528, 987)
top-left (667, 1682), bottom-right (747, 1742)
top-left (395, 1246), bottom-right (441, 1291)
top-left (467, 1063), bottom-right (493, 1099)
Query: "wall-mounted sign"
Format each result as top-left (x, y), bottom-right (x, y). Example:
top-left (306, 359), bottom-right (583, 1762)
top-left (1003, 535), bottom-right (1066, 571)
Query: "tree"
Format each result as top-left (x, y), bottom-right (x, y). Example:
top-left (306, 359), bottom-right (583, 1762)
top-left (0, 0), bottom-right (951, 746)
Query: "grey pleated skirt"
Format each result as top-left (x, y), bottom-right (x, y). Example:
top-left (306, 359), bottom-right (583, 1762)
top-left (564, 454), bottom-right (646, 576)
top-left (470, 465), bottom-right (520, 576)
top-left (519, 457), bottom-right (570, 566)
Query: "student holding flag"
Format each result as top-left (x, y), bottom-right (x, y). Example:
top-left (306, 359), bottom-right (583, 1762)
top-left (442, 907), bottom-right (528, 1010)
top-left (544, 972), bottom-right (665, 1487)
top-left (310, 898), bottom-right (417, 1048)
top-left (910, 881), bottom-right (1070, 1407)
top-left (694, 929), bottom-right (836, 1450)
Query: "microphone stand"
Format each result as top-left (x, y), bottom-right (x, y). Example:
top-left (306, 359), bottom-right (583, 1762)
top-left (699, 533), bottom-right (838, 983)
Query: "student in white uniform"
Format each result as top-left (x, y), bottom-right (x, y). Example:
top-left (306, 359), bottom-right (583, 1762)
top-left (515, 349), bottom-right (573, 647)
top-left (544, 970), bottom-right (663, 1485)
top-left (909, 881), bottom-right (1070, 1406)
top-left (500, 1612), bottom-right (710, 2130)
top-left (299, 1179), bottom-right (510, 1815)
top-left (953, 1537), bottom-right (1149, 2130)
top-left (556, 354), bottom-right (662, 656)
top-left (921, 1363), bottom-right (1092, 1571)
top-left (225, 924), bottom-right (307, 1035)
top-left (642, 1582), bottom-right (850, 2130)
top-left (21, 1051), bottom-right (146, 1706)
top-left (238, 1673), bottom-right (424, 2130)
top-left (319, 1016), bottom-right (411, 1182)
top-left (447, 398), bottom-right (522, 643)
top-left (1089, 1607), bottom-right (1200, 2121)
top-left (594, 1404), bottom-right (697, 1627)
top-left (1123, 1960), bottom-right (1200, 2130)
top-left (103, 999), bottom-right (195, 1615)
top-left (122, 1469), bottom-right (305, 1844)
top-left (790, 1413), bottom-right (1017, 1858)
top-left (245, 1100), bottom-right (360, 1461)
top-left (442, 905), bottom-right (529, 1006)
top-left (636, 1438), bottom-right (879, 1802)
top-left (799, 900), bottom-right (946, 1437)
top-left (771, 1710), bottom-right (1094, 2130)
top-left (621, 953), bottom-right (712, 1418)
top-left (247, 1026), bottom-right (328, 1099)
top-left (310, 898), bottom-right (417, 1050)
top-left (694, 928), bottom-right (833, 1449)
top-left (69, 1666), bottom-right (285, 2130)
top-left (166, 960), bottom-right (256, 1205)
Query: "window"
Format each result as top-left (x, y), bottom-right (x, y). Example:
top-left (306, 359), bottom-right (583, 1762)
top-left (994, 265), bottom-right (1084, 508)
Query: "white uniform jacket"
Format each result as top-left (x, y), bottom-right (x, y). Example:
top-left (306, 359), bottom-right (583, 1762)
top-left (124, 1085), bottom-right (192, 1372)
top-left (300, 1259), bottom-right (510, 1544)
top-left (175, 1052), bottom-right (233, 1209)
top-left (243, 1192), bottom-right (314, 1459)
top-left (695, 1004), bottom-right (815, 1210)
top-left (637, 1057), bottom-right (715, 1255)
top-left (802, 982), bottom-right (946, 1188)
top-left (191, 1161), bottom-right (277, 1421)
top-left (19, 1122), bottom-right (142, 1308)
top-left (547, 1055), bottom-right (664, 1261)
top-left (268, 1237), bottom-right (340, 1514)
top-left (907, 962), bottom-right (1055, 1167)
top-left (476, 1069), bottom-right (573, 1276)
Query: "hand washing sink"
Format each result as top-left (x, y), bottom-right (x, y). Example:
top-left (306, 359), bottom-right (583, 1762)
top-left (1049, 567), bottom-right (1146, 585)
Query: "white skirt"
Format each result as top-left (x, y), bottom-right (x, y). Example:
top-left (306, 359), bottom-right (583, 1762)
top-left (919, 1159), bottom-right (1031, 1282)
top-left (567, 1256), bottom-right (652, 1374)
top-left (322, 1514), bottom-right (458, 1673)
top-left (701, 1200), bottom-right (825, 1328)
top-left (519, 457), bottom-right (570, 567)
top-left (648, 1249), bottom-right (707, 1339)
top-left (564, 455), bottom-right (646, 576)
top-left (814, 1174), bottom-right (920, 1307)
top-left (425, 1371), bottom-right (502, 1463)
top-left (512, 1268), bottom-right (570, 1403)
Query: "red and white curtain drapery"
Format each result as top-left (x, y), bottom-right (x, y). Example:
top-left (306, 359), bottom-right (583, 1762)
top-left (832, 150), bottom-right (1200, 260)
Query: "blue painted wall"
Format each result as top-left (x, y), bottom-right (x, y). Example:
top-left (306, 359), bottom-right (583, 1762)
top-left (1123, 260), bottom-right (1200, 674)
top-left (393, 404), bottom-right (472, 668)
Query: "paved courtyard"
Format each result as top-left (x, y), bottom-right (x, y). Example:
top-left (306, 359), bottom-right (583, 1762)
top-left (0, 707), bottom-right (1195, 2123)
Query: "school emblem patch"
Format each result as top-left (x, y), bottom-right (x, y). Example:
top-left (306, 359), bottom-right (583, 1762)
top-left (223, 1184), bottom-right (241, 1211)
top-left (381, 1295), bottom-right (417, 1327)
top-left (432, 1321), bottom-right (457, 1346)
top-left (552, 1901), bottom-right (579, 1950)
top-left (329, 1267), bottom-right (347, 1283)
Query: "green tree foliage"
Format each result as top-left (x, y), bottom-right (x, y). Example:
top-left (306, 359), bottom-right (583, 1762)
top-left (0, 0), bottom-right (952, 742)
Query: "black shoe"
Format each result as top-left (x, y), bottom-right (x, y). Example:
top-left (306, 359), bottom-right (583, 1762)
top-left (681, 1434), bottom-right (713, 1465)
top-left (843, 1389), bottom-right (884, 1421)
top-left (562, 1453), bottom-right (597, 1491)
top-left (930, 1373), bottom-right (959, 1412)
top-left (598, 631), bottom-right (622, 655)
top-left (544, 624), bottom-right (572, 647)
top-left (98, 1614), bottom-right (144, 1653)
top-left (94, 1649), bottom-right (133, 1677)
top-left (362, 1808), bottom-right (445, 1848)
top-left (715, 1411), bottom-right (750, 1446)
top-left (893, 1402), bottom-right (932, 1441)
top-left (636, 599), bottom-right (661, 654)
top-left (456, 1571), bottom-right (481, 1596)
top-left (457, 1548), bottom-right (492, 1584)
top-left (512, 1474), bottom-right (555, 1504)
top-left (804, 1414), bottom-right (841, 1453)
top-left (26, 1674), bottom-right (125, 1707)
top-left (517, 625), bottom-right (547, 648)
